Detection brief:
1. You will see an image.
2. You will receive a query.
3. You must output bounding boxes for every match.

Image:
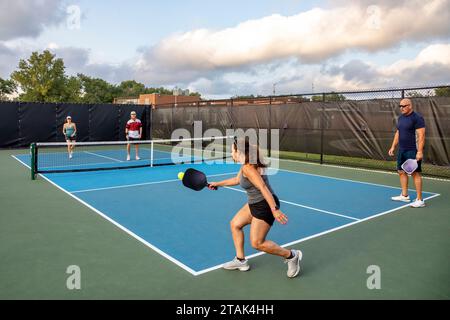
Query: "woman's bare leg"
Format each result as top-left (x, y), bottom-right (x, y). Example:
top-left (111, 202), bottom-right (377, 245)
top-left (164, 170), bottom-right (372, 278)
top-left (249, 218), bottom-right (291, 258)
top-left (230, 204), bottom-right (253, 259)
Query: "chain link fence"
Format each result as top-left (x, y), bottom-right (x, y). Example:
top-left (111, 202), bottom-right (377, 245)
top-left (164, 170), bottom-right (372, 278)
top-left (152, 85), bottom-right (450, 179)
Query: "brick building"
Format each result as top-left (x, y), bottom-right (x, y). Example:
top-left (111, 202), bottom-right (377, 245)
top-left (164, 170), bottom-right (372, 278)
top-left (114, 93), bottom-right (201, 106)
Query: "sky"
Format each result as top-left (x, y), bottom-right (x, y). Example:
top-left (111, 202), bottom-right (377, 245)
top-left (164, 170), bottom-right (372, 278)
top-left (0, 0), bottom-right (449, 99)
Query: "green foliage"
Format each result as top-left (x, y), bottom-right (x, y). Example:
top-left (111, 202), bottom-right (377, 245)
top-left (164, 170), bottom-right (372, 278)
top-left (0, 77), bottom-right (17, 100)
top-left (77, 74), bottom-right (117, 103)
top-left (62, 76), bottom-right (83, 103)
top-left (232, 94), bottom-right (264, 99)
top-left (311, 92), bottom-right (347, 101)
top-left (435, 87), bottom-right (450, 97)
top-left (117, 80), bottom-right (146, 97)
top-left (8, 50), bottom-right (202, 104)
top-left (11, 50), bottom-right (66, 102)
top-left (144, 87), bottom-right (176, 95)
top-left (406, 91), bottom-right (426, 97)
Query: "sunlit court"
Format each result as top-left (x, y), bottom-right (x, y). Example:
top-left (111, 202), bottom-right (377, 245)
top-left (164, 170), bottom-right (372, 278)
top-left (0, 0), bottom-right (449, 304)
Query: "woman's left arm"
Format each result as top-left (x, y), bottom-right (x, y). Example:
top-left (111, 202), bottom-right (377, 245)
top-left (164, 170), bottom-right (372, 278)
top-left (243, 165), bottom-right (288, 224)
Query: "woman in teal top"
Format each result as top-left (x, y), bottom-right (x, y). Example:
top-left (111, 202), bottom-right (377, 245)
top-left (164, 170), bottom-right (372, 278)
top-left (63, 116), bottom-right (77, 158)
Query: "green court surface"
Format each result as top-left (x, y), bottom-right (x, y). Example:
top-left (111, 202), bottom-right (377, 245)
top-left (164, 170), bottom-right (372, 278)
top-left (1, 148), bottom-right (449, 300)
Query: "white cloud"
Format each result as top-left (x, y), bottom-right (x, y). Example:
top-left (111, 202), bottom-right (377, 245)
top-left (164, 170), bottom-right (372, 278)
top-left (0, 0), bottom-right (65, 41)
top-left (381, 44), bottom-right (450, 75)
top-left (185, 43), bottom-right (450, 98)
top-left (47, 42), bottom-right (60, 50)
top-left (0, 41), bottom-right (33, 78)
top-left (49, 47), bottom-right (134, 82)
top-left (138, 0), bottom-right (449, 75)
top-left (0, 44), bottom-right (134, 83)
top-left (1, 0), bottom-right (449, 99)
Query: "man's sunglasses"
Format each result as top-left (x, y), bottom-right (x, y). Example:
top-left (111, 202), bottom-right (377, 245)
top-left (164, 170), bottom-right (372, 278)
top-left (399, 104), bottom-right (410, 108)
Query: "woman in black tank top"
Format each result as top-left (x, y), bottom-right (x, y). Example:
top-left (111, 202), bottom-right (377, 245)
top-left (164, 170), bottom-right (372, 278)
top-left (208, 138), bottom-right (302, 278)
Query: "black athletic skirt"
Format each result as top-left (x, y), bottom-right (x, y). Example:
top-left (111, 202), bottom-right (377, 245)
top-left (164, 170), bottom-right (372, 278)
top-left (249, 194), bottom-right (280, 226)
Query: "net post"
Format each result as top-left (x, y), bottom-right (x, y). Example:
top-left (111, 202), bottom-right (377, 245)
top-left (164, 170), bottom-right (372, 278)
top-left (192, 138), bottom-right (196, 163)
top-left (150, 141), bottom-right (154, 167)
top-left (30, 143), bottom-right (37, 180)
top-left (320, 94), bottom-right (326, 165)
top-left (268, 96), bottom-right (272, 158)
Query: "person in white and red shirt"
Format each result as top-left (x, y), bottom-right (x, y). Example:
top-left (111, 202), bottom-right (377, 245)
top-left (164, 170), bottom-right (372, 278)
top-left (125, 111), bottom-right (142, 161)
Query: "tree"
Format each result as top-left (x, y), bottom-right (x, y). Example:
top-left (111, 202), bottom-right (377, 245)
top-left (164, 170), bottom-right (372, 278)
top-left (232, 94), bottom-right (264, 99)
top-left (312, 92), bottom-right (347, 101)
top-left (117, 80), bottom-right (146, 97)
top-left (114, 83), bottom-right (202, 100)
top-left (406, 91), bottom-right (426, 98)
top-left (61, 76), bottom-right (83, 103)
top-left (11, 50), bottom-right (67, 102)
top-left (0, 77), bottom-right (17, 100)
top-left (143, 86), bottom-right (173, 95)
top-left (9, 50), bottom-right (204, 103)
top-left (435, 87), bottom-right (450, 97)
top-left (78, 74), bottom-right (117, 103)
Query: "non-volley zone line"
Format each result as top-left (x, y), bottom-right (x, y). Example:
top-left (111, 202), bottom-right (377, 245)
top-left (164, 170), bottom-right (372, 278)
top-left (70, 172), bottom-right (359, 222)
top-left (70, 172), bottom-right (239, 193)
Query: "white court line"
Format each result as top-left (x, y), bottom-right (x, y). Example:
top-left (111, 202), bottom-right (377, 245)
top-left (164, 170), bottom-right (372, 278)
top-left (83, 151), bottom-right (123, 163)
top-left (72, 178), bottom-right (180, 193)
top-left (194, 192), bottom-right (441, 276)
top-left (11, 155), bottom-right (200, 276)
top-left (225, 186), bottom-right (359, 221)
top-left (109, 146), bottom-right (449, 182)
top-left (274, 157), bottom-right (450, 182)
top-left (70, 172), bottom-right (238, 193)
top-left (271, 167), bottom-right (439, 195)
top-left (10, 154), bottom-right (443, 276)
top-left (152, 148), bottom-right (441, 193)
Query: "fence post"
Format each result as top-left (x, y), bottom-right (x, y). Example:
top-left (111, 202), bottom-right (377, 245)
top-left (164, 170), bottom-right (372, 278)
top-left (195, 101), bottom-right (200, 138)
top-left (268, 96), bottom-right (272, 157)
top-left (320, 93), bottom-right (325, 164)
top-left (148, 104), bottom-right (152, 140)
top-left (171, 102), bottom-right (174, 134)
top-left (230, 98), bottom-right (234, 130)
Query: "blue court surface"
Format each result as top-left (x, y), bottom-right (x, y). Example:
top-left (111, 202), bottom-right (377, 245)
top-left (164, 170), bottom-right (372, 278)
top-left (14, 152), bottom-right (440, 276)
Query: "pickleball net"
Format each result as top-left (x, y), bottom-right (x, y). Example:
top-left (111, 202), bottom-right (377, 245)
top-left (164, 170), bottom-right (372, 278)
top-left (30, 136), bottom-right (235, 178)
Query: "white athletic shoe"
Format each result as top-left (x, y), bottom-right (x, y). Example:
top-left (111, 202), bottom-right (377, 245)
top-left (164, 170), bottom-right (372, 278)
top-left (410, 199), bottom-right (425, 208)
top-left (222, 257), bottom-right (250, 271)
top-left (69, 152), bottom-right (72, 159)
top-left (126, 155), bottom-right (130, 161)
top-left (285, 250), bottom-right (302, 278)
top-left (391, 194), bottom-right (411, 202)
top-left (136, 156), bottom-right (141, 160)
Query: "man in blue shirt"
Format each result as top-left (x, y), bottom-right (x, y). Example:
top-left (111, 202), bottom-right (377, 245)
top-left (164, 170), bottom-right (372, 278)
top-left (388, 99), bottom-right (426, 208)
